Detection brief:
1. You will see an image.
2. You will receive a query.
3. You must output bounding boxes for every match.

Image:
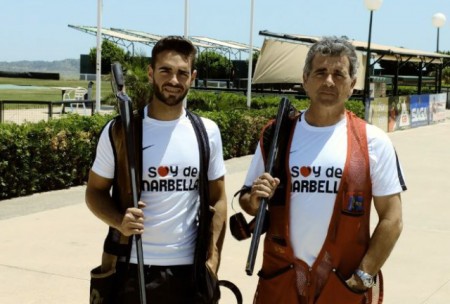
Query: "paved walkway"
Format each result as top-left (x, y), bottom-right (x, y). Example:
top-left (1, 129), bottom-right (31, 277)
top-left (0, 115), bottom-right (449, 303)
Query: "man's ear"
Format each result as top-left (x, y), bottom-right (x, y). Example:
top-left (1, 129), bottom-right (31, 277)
top-left (349, 77), bottom-right (357, 97)
top-left (191, 69), bottom-right (197, 84)
top-left (148, 65), bottom-right (154, 83)
top-left (351, 77), bottom-right (357, 89)
top-left (302, 73), bottom-right (308, 93)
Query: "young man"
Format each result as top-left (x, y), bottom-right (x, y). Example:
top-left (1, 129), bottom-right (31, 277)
top-left (86, 36), bottom-right (227, 303)
top-left (239, 37), bottom-right (406, 304)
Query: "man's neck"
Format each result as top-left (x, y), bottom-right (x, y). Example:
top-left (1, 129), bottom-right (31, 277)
top-left (147, 99), bottom-right (184, 121)
top-left (305, 105), bottom-right (346, 127)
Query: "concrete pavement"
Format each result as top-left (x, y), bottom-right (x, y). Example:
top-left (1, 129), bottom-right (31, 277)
top-left (0, 115), bottom-right (449, 304)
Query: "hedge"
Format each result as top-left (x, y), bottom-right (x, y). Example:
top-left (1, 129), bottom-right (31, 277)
top-left (0, 93), bottom-right (364, 199)
top-left (0, 114), bottom-right (112, 199)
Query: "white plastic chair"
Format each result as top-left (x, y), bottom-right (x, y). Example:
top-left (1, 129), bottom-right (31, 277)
top-left (69, 87), bottom-right (88, 114)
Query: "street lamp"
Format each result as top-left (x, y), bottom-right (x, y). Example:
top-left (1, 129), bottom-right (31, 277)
top-left (432, 12), bottom-right (446, 93)
top-left (363, 0), bottom-right (383, 105)
top-left (432, 13), bottom-right (446, 52)
top-left (96, 0), bottom-right (103, 113)
top-left (247, 0), bottom-right (255, 108)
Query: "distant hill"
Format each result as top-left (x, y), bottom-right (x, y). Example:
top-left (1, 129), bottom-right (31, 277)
top-left (0, 59), bottom-right (80, 79)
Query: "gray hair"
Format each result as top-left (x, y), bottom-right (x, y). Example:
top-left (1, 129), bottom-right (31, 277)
top-left (303, 36), bottom-right (359, 78)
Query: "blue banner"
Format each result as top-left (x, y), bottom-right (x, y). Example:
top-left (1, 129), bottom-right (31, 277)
top-left (410, 95), bottom-right (429, 128)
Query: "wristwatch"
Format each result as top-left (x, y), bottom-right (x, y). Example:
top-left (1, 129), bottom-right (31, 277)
top-left (355, 269), bottom-right (375, 288)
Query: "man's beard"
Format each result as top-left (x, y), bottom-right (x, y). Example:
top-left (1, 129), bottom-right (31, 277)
top-left (152, 83), bottom-right (188, 106)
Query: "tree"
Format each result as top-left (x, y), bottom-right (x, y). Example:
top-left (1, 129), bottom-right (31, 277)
top-left (89, 40), bottom-right (130, 74)
top-left (195, 51), bottom-right (232, 79)
top-left (124, 56), bottom-right (152, 110)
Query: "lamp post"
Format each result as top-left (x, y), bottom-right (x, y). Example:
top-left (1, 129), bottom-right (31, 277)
top-left (183, 0), bottom-right (189, 108)
top-left (432, 13), bottom-right (446, 93)
top-left (95, 0), bottom-right (102, 113)
top-left (184, 0), bottom-right (189, 38)
top-left (363, 0), bottom-right (383, 105)
top-left (246, 0), bottom-right (255, 108)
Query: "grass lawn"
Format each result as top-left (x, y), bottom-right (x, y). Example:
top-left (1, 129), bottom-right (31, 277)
top-left (0, 77), bottom-right (113, 102)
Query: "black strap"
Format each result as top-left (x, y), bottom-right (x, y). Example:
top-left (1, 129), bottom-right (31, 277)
top-left (186, 110), bottom-right (211, 277)
top-left (218, 280), bottom-right (243, 304)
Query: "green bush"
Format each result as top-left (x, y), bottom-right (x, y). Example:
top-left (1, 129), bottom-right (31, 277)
top-left (0, 91), bottom-right (365, 200)
top-left (198, 109), bottom-right (270, 159)
top-left (0, 114), bottom-right (112, 199)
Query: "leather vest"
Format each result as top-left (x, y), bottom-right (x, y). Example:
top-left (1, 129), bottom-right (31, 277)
top-left (254, 111), bottom-right (382, 304)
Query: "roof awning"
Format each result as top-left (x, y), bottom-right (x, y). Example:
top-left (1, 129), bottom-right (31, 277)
top-left (261, 30), bottom-right (449, 64)
top-left (253, 38), bottom-right (366, 90)
top-left (252, 31), bottom-right (450, 87)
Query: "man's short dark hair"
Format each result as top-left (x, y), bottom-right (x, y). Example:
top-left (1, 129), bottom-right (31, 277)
top-left (151, 36), bottom-right (197, 70)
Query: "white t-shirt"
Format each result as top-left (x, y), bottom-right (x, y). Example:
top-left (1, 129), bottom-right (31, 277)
top-left (92, 106), bottom-right (226, 266)
top-left (243, 114), bottom-right (406, 266)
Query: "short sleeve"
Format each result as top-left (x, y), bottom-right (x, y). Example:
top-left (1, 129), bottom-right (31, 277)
top-left (243, 144), bottom-right (265, 187)
top-left (91, 121), bottom-right (115, 179)
top-left (367, 124), bottom-right (407, 196)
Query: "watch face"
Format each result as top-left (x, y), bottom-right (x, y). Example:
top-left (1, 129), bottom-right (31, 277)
top-left (363, 277), bottom-right (374, 288)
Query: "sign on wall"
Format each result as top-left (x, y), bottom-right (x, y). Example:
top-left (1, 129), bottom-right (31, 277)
top-left (430, 93), bottom-right (447, 123)
top-left (410, 95), bottom-right (429, 128)
top-left (366, 97), bottom-right (389, 132)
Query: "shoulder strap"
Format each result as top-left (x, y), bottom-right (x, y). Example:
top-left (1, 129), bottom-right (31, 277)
top-left (186, 110), bottom-right (210, 177)
top-left (186, 109), bottom-right (210, 205)
top-left (186, 110), bottom-right (216, 301)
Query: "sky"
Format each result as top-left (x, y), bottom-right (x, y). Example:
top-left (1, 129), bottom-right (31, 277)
top-left (1, 0), bottom-right (450, 62)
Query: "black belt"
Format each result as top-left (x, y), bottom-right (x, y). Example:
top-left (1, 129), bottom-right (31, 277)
top-left (120, 262), bottom-right (193, 276)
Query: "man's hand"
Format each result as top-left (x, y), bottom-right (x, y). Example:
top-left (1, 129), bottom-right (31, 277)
top-left (248, 173), bottom-right (280, 212)
top-left (119, 201), bottom-right (146, 236)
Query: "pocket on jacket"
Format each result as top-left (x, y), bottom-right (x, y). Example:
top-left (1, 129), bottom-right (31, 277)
top-left (254, 265), bottom-right (296, 304)
top-left (315, 269), bottom-right (365, 304)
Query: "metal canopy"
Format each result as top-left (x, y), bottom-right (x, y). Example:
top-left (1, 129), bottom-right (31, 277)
top-left (69, 25), bottom-right (254, 59)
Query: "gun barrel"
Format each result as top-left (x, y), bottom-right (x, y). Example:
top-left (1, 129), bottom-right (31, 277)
top-left (245, 97), bottom-right (291, 276)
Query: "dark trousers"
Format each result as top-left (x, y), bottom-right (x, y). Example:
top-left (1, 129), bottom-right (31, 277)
top-left (116, 262), bottom-right (195, 304)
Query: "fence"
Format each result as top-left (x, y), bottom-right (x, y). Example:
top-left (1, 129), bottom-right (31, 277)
top-left (0, 100), bottom-right (95, 124)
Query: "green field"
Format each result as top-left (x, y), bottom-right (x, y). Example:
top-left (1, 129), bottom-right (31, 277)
top-left (0, 77), bottom-right (113, 102)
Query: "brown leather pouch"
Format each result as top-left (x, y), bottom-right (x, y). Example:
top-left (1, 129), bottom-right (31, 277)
top-left (90, 265), bottom-right (118, 304)
top-left (229, 212), bottom-right (270, 241)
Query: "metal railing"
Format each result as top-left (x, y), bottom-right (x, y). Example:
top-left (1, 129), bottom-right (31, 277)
top-left (0, 100), bottom-right (95, 124)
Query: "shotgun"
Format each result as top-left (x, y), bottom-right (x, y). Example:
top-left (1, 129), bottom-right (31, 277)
top-left (111, 62), bottom-right (147, 304)
top-left (245, 97), bottom-right (292, 276)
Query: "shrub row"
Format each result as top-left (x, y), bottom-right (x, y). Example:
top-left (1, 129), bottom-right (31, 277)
top-left (0, 114), bottom-right (112, 199)
top-left (0, 93), bottom-right (364, 199)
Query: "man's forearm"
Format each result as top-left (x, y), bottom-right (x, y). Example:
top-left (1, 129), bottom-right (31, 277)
top-left (207, 197), bottom-right (227, 274)
top-left (85, 187), bottom-right (123, 230)
top-left (239, 192), bottom-right (259, 216)
top-left (359, 216), bottom-right (403, 275)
